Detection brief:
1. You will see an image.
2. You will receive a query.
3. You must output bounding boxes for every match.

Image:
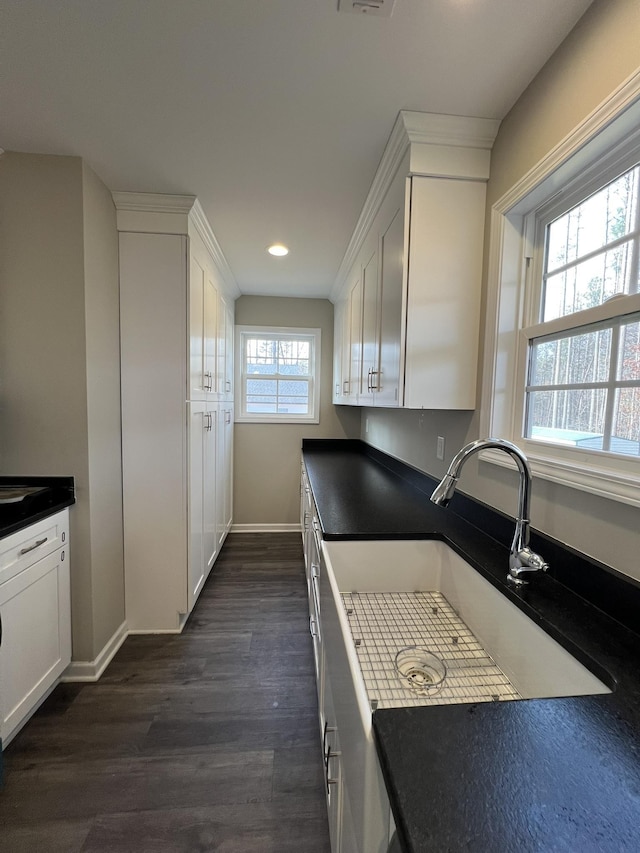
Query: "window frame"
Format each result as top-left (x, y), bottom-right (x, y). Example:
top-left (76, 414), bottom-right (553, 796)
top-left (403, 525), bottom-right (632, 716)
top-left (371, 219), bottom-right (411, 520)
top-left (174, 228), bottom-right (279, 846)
top-left (481, 78), bottom-right (640, 507)
top-left (234, 325), bottom-right (321, 425)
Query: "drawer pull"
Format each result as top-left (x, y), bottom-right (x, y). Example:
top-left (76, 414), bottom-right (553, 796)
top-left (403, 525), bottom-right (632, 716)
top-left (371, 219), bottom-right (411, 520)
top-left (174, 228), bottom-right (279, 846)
top-left (19, 536), bottom-right (48, 555)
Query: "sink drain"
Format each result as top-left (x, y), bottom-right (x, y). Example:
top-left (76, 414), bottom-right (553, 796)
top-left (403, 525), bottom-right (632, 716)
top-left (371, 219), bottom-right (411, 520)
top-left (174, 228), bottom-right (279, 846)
top-left (395, 647), bottom-right (446, 696)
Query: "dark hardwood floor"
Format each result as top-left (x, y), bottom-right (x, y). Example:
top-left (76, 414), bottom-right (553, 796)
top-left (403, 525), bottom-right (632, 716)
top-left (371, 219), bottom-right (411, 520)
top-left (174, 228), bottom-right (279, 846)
top-left (0, 533), bottom-right (331, 853)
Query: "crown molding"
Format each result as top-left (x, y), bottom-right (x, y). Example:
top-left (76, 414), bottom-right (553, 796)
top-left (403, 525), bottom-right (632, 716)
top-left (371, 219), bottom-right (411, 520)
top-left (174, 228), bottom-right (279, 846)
top-left (401, 110), bottom-right (500, 150)
top-left (330, 110), bottom-right (500, 301)
top-left (111, 191), bottom-right (196, 214)
top-left (330, 112), bottom-right (410, 301)
top-left (112, 191), bottom-right (239, 298)
top-left (190, 199), bottom-right (240, 298)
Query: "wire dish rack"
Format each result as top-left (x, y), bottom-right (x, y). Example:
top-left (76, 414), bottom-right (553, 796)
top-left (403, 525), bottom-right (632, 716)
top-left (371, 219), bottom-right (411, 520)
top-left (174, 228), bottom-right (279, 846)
top-left (341, 590), bottom-right (521, 710)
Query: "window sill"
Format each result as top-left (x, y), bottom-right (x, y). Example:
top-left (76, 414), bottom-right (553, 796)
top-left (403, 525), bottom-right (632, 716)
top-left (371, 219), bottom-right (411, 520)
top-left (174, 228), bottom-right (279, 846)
top-left (479, 446), bottom-right (640, 509)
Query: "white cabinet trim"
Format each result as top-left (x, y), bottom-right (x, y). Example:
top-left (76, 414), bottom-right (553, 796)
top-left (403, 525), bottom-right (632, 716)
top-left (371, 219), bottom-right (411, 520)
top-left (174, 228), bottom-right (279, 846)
top-left (330, 110), bottom-right (500, 302)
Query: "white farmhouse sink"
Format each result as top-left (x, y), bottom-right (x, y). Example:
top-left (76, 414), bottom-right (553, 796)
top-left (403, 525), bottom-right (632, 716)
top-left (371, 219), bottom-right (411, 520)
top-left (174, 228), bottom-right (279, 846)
top-left (322, 539), bottom-right (609, 729)
top-left (318, 539), bottom-right (610, 853)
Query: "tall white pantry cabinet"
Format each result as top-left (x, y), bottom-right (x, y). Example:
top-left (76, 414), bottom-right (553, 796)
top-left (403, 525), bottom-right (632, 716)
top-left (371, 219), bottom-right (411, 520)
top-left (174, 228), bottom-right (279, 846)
top-left (115, 193), bottom-right (236, 632)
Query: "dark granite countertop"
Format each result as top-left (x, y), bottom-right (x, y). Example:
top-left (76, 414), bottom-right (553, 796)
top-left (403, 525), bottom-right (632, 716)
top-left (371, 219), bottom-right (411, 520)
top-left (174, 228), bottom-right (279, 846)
top-left (0, 476), bottom-right (75, 539)
top-left (302, 439), bottom-right (640, 853)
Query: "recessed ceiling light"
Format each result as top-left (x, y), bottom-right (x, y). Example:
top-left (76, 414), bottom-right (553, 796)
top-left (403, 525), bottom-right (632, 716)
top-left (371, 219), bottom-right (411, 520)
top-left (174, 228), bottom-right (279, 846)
top-left (268, 244), bottom-right (289, 257)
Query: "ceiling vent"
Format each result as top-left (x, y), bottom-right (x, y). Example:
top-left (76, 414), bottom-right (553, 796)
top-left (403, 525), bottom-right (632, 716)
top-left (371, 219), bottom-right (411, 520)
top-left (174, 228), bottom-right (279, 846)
top-left (337, 0), bottom-right (397, 17)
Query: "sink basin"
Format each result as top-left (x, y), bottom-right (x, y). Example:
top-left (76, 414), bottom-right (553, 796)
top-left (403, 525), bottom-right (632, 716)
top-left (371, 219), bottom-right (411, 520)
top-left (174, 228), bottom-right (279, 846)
top-left (322, 539), bottom-right (609, 726)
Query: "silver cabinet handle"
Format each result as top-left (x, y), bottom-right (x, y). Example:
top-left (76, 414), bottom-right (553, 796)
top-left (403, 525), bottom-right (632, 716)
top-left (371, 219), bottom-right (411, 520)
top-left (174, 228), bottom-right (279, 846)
top-left (225, 379), bottom-right (231, 392)
top-left (309, 615), bottom-right (318, 638)
top-left (204, 371), bottom-right (213, 391)
top-left (310, 562), bottom-right (319, 580)
top-left (343, 379), bottom-right (349, 394)
top-left (325, 744), bottom-right (340, 794)
top-left (322, 721), bottom-right (337, 754)
top-left (19, 536), bottom-right (48, 555)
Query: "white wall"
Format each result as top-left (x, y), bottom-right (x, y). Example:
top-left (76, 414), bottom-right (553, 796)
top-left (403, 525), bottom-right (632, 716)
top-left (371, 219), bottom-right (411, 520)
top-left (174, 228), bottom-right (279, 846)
top-left (362, 0), bottom-right (640, 583)
top-left (0, 152), bottom-right (125, 661)
top-left (82, 162), bottom-right (125, 656)
top-left (234, 295), bottom-right (361, 527)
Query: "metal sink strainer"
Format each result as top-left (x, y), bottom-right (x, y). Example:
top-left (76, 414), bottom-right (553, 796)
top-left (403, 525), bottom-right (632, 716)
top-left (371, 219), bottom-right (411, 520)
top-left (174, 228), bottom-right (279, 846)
top-left (395, 647), bottom-right (447, 696)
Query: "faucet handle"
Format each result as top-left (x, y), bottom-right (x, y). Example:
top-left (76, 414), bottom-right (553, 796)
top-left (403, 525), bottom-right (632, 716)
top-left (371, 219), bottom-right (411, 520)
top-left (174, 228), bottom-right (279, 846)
top-left (508, 547), bottom-right (549, 585)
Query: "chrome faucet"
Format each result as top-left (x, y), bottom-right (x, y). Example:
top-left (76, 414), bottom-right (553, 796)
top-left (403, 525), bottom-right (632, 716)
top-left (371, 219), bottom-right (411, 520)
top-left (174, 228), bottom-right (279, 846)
top-left (430, 438), bottom-right (549, 586)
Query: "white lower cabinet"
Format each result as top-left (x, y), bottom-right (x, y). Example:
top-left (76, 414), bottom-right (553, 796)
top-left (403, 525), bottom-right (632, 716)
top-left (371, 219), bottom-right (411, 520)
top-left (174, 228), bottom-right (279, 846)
top-left (216, 404), bottom-right (234, 551)
top-left (188, 402), bottom-right (218, 612)
top-left (0, 510), bottom-right (71, 746)
top-left (323, 670), bottom-right (359, 853)
top-left (301, 464), bottom-right (392, 853)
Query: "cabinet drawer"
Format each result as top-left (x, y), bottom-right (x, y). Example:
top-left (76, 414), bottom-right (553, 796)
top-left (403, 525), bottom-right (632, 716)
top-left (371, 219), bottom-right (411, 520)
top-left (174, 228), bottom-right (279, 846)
top-left (0, 510), bottom-right (69, 585)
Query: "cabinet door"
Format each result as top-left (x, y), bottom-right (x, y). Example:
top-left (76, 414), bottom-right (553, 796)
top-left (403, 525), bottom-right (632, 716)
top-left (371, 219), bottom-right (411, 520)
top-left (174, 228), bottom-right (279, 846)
top-left (189, 254), bottom-right (206, 401)
top-left (403, 176), bottom-right (485, 409)
top-left (360, 248), bottom-right (379, 407)
top-left (204, 272), bottom-right (218, 400)
top-left (203, 403), bottom-right (218, 577)
top-left (375, 206), bottom-right (404, 407)
top-left (0, 547), bottom-right (71, 745)
top-left (332, 298), bottom-right (345, 404)
top-left (188, 402), bottom-right (206, 611)
top-left (214, 291), bottom-right (234, 402)
top-left (223, 407), bottom-right (233, 532)
top-left (216, 405), bottom-right (233, 551)
top-left (347, 274), bottom-right (362, 405)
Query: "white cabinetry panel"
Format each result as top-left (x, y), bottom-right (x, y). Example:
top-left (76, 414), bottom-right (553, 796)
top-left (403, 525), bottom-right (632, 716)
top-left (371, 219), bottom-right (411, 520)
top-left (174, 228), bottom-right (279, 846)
top-left (119, 232), bottom-right (189, 629)
top-left (117, 196), bottom-right (235, 633)
top-left (332, 112), bottom-right (498, 412)
top-left (0, 509), bottom-right (71, 746)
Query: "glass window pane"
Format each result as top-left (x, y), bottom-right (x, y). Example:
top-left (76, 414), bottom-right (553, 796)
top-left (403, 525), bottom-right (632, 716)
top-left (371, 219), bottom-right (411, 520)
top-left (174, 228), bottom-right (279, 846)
top-left (612, 388), bottom-right (640, 454)
top-left (277, 379), bottom-right (308, 394)
top-left (527, 388), bottom-right (607, 447)
top-left (542, 242), bottom-right (634, 320)
top-left (247, 379), bottom-right (277, 395)
top-left (617, 321), bottom-right (640, 380)
top-left (247, 400), bottom-right (277, 413)
top-left (530, 328), bottom-right (611, 387)
top-left (546, 165), bottom-right (639, 274)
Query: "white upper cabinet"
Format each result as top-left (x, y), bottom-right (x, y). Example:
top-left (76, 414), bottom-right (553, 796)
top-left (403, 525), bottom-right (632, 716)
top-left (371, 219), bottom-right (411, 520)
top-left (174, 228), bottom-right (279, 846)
top-left (376, 203), bottom-right (404, 407)
top-left (331, 111), bottom-right (500, 411)
top-left (217, 290), bottom-right (234, 401)
top-left (403, 174), bottom-right (486, 409)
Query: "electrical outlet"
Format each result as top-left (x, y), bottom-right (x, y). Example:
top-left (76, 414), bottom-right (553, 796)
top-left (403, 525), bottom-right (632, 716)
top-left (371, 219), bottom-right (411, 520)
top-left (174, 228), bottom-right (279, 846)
top-left (436, 436), bottom-right (445, 461)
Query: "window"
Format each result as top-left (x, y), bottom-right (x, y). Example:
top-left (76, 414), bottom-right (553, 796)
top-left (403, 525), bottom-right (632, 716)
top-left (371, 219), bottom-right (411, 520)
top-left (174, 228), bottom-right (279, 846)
top-left (235, 326), bottom-right (320, 424)
top-left (482, 83), bottom-right (640, 506)
top-left (523, 162), bottom-right (640, 456)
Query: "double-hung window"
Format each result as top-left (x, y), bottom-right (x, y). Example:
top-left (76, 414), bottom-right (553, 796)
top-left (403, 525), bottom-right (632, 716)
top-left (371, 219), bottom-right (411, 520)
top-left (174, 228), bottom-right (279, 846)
top-left (523, 161), bottom-right (640, 456)
top-left (235, 326), bottom-right (320, 424)
top-left (484, 88), bottom-right (640, 506)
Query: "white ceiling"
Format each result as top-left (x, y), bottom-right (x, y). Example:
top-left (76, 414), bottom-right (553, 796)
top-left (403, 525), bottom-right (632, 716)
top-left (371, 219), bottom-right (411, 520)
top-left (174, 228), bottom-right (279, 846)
top-left (1, 0), bottom-right (594, 299)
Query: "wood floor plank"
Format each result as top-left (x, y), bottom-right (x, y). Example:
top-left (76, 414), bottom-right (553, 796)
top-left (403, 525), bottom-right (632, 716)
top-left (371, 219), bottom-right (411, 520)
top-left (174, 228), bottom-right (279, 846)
top-left (0, 532), bottom-right (331, 852)
top-left (80, 801), bottom-right (330, 853)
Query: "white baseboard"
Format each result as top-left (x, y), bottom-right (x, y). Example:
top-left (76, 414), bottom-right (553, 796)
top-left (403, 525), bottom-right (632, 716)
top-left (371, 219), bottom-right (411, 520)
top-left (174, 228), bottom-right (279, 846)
top-left (230, 523), bottom-right (302, 533)
top-left (61, 620), bottom-right (129, 683)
